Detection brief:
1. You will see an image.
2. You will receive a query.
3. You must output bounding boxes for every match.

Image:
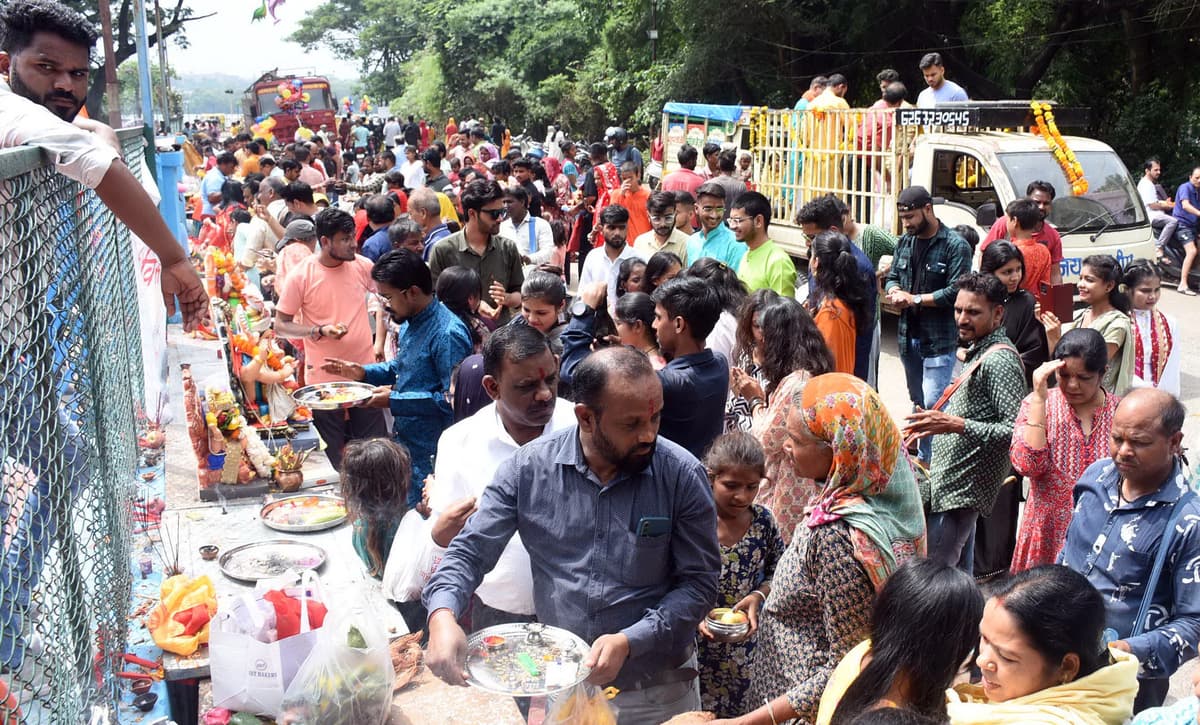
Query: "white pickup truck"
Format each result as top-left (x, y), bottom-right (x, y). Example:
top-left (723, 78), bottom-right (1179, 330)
top-left (660, 100), bottom-right (1155, 282)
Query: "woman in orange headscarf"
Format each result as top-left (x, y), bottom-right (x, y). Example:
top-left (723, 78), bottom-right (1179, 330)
top-left (444, 116), bottom-right (458, 142)
top-left (726, 373), bottom-right (926, 725)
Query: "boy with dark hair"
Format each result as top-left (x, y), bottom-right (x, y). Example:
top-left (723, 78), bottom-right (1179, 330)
top-left (673, 190), bottom-right (696, 233)
top-left (510, 158), bottom-right (544, 219)
top-left (360, 193), bottom-right (397, 262)
top-left (1004, 198), bottom-right (1054, 305)
top-left (650, 276), bottom-right (729, 458)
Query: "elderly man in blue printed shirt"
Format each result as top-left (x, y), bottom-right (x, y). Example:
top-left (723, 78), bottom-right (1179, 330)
top-left (1059, 388), bottom-right (1200, 714)
top-left (423, 347), bottom-right (721, 724)
top-left (323, 249), bottom-right (472, 507)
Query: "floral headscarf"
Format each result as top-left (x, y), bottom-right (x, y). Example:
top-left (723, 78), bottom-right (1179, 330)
top-left (800, 373), bottom-right (926, 589)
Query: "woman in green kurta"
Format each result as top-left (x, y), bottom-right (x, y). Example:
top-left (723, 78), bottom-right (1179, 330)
top-left (1044, 254), bottom-right (1133, 396)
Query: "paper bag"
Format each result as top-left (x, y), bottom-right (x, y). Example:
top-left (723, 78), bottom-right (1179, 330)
top-left (209, 570), bottom-right (323, 716)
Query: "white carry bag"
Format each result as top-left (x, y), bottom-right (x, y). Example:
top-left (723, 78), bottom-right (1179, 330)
top-left (381, 508), bottom-right (443, 603)
top-left (209, 570), bottom-right (324, 716)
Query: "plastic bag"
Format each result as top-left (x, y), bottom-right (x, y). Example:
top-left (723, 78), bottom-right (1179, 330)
top-left (381, 509), bottom-right (440, 602)
top-left (277, 596), bottom-right (395, 725)
top-left (546, 683), bottom-right (619, 725)
top-left (146, 574), bottom-right (217, 656)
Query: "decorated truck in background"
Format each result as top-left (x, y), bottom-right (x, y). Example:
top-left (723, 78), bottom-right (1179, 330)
top-left (659, 100), bottom-right (1154, 283)
top-left (242, 71), bottom-right (338, 145)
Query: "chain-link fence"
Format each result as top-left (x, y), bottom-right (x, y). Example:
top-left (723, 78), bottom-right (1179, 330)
top-left (0, 129), bottom-right (147, 722)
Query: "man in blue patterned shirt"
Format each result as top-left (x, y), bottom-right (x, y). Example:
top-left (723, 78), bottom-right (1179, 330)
top-left (1060, 388), bottom-right (1200, 713)
top-left (323, 249), bottom-right (472, 506)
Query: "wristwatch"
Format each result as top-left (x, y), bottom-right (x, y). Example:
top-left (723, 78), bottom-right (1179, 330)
top-left (570, 298), bottom-right (594, 317)
top-left (912, 294), bottom-right (924, 306)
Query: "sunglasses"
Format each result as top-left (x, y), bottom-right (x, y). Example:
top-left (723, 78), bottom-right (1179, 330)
top-left (478, 207), bottom-right (508, 220)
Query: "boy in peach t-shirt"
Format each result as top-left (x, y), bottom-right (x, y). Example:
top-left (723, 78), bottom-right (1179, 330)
top-left (275, 208), bottom-right (388, 467)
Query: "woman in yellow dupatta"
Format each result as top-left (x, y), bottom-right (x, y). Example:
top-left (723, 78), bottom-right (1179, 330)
top-left (948, 565), bottom-right (1137, 725)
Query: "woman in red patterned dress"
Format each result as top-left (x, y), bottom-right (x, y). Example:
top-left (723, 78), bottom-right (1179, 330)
top-left (1009, 328), bottom-right (1119, 572)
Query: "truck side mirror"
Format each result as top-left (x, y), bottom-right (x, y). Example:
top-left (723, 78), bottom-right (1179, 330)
top-left (976, 202), bottom-right (998, 228)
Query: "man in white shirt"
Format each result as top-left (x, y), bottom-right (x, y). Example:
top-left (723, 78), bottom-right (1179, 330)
top-left (421, 324), bottom-right (576, 629)
top-left (499, 185), bottom-right (555, 269)
top-left (382, 116), bottom-right (402, 149)
top-left (580, 204), bottom-right (644, 299)
top-left (916, 52), bottom-right (969, 108)
top-left (1138, 157), bottom-right (1178, 254)
top-left (238, 176), bottom-right (286, 271)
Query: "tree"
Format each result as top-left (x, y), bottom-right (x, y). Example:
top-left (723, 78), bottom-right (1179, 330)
top-left (117, 60), bottom-right (182, 120)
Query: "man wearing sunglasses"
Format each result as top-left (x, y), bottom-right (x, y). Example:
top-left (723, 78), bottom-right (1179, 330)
top-left (429, 179), bottom-right (525, 323)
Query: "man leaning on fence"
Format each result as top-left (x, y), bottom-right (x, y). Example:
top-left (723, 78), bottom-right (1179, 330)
top-left (0, 0), bottom-right (207, 329)
top-left (0, 0), bottom-right (208, 693)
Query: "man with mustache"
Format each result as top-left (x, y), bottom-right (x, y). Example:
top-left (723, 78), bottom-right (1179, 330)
top-left (1059, 388), bottom-right (1200, 713)
top-left (425, 346), bottom-right (720, 724)
top-left (904, 272), bottom-right (1026, 575)
top-left (384, 324), bottom-right (576, 710)
top-left (321, 246), bottom-right (471, 502)
top-left (0, 0), bottom-right (207, 331)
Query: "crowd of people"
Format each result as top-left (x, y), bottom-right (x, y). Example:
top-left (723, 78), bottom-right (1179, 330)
top-left (4, 0), bottom-right (1200, 722)
top-left (184, 54), bottom-right (1197, 725)
top-left (184, 105), bottom-right (1194, 723)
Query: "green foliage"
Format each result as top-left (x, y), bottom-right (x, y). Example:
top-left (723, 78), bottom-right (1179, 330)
top-left (391, 48), bottom-right (448, 121)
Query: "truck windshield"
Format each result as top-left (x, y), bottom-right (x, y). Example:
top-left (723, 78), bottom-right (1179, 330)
top-left (997, 151), bottom-right (1147, 232)
top-left (257, 86), bottom-right (334, 112)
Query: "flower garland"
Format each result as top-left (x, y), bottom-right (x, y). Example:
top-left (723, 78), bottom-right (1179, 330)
top-left (1030, 101), bottom-right (1089, 195)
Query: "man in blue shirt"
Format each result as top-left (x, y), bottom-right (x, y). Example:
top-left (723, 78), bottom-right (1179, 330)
top-left (1059, 389), bottom-right (1200, 712)
top-left (1170, 166), bottom-right (1200, 294)
top-left (687, 182), bottom-right (747, 270)
top-left (201, 151), bottom-right (236, 219)
top-left (916, 52), bottom-right (969, 108)
top-left (359, 193), bottom-right (395, 262)
top-left (424, 347), bottom-right (720, 722)
top-left (608, 127), bottom-right (643, 177)
top-left (322, 249), bottom-right (472, 505)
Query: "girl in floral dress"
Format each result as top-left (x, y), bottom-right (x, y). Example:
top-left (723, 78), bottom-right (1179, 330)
top-left (697, 432), bottom-right (785, 718)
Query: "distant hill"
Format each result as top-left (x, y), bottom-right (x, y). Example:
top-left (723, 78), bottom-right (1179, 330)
top-left (174, 71), bottom-right (361, 114)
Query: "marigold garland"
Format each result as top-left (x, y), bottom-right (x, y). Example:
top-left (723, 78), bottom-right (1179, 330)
top-left (1031, 101), bottom-right (1089, 195)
